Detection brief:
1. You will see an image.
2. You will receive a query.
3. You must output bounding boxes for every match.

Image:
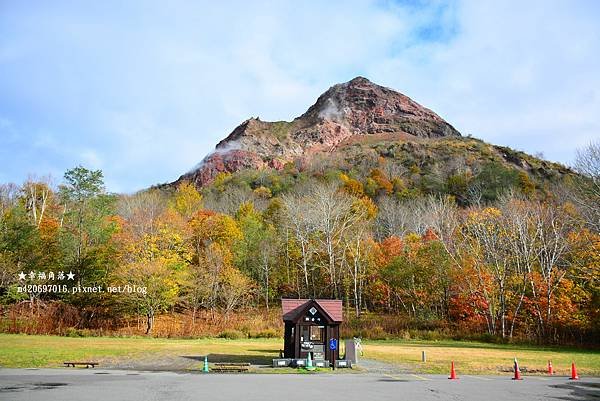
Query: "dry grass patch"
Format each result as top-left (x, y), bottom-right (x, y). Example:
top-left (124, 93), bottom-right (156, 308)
top-left (363, 340), bottom-right (600, 375)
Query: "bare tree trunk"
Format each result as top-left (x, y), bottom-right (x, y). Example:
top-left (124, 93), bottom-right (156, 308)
top-left (509, 282), bottom-right (527, 338)
top-left (146, 307), bottom-right (154, 335)
top-left (263, 254), bottom-right (270, 310)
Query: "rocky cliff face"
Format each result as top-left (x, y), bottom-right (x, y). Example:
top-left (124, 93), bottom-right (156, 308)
top-left (174, 77), bottom-right (461, 188)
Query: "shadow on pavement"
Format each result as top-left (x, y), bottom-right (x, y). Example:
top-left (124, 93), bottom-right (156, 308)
top-left (550, 381), bottom-right (600, 401)
top-left (0, 383), bottom-right (68, 393)
top-left (181, 354), bottom-right (273, 365)
top-left (377, 378), bottom-right (410, 383)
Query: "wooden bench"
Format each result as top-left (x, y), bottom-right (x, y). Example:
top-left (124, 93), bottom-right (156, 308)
top-left (63, 361), bottom-right (99, 368)
top-left (211, 362), bottom-right (250, 373)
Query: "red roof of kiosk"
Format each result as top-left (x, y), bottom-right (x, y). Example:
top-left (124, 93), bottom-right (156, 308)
top-left (281, 299), bottom-right (343, 322)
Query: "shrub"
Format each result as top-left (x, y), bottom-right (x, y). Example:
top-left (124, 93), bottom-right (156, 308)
top-left (248, 328), bottom-right (279, 338)
top-left (217, 330), bottom-right (247, 340)
top-left (64, 328), bottom-right (95, 337)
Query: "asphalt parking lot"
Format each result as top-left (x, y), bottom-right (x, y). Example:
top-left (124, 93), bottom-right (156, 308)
top-left (1, 368), bottom-right (599, 401)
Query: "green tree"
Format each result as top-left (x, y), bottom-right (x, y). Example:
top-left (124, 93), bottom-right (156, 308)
top-left (0, 205), bottom-right (40, 304)
top-left (235, 202), bottom-right (276, 309)
top-left (59, 166), bottom-right (117, 305)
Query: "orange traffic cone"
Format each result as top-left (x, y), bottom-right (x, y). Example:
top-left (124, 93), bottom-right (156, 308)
top-left (449, 361), bottom-right (458, 380)
top-left (512, 358), bottom-right (523, 380)
top-left (569, 361), bottom-right (579, 380)
top-left (547, 360), bottom-right (553, 375)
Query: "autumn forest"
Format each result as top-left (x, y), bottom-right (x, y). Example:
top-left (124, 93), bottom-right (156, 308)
top-left (0, 142), bottom-right (598, 345)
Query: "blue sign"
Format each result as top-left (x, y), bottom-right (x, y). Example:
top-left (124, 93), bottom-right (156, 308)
top-left (329, 338), bottom-right (337, 350)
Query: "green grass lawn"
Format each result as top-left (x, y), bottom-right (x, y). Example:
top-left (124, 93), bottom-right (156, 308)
top-left (0, 334), bottom-right (598, 375)
top-left (0, 334), bottom-right (281, 369)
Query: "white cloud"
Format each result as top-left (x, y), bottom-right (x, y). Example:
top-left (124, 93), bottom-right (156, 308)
top-left (370, 1), bottom-right (600, 165)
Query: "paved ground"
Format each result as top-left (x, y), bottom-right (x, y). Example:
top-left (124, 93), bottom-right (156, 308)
top-left (1, 368), bottom-right (599, 401)
top-left (358, 357), bottom-right (414, 374)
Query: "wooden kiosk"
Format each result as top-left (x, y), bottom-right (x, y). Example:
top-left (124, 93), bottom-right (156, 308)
top-left (281, 299), bottom-right (342, 366)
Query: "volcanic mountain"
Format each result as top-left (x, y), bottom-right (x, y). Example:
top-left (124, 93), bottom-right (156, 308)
top-left (173, 77), bottom-right (462, 188)
top-left (171, 77), bottom-right (572, 194)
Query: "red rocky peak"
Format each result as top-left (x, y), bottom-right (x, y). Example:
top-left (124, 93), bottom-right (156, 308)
top-left (173, 77), bottom-right (460, 188)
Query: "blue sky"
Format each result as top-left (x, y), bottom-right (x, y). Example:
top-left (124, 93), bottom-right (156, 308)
top-left (1, 0), bottom-right (599, 193)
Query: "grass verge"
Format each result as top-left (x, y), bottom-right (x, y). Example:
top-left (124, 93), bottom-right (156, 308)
top-left (363, 339), bottom-right (600, 375)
